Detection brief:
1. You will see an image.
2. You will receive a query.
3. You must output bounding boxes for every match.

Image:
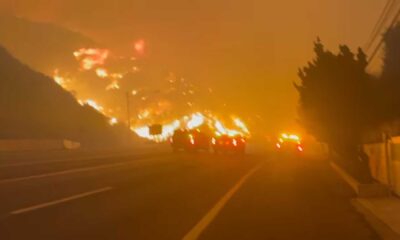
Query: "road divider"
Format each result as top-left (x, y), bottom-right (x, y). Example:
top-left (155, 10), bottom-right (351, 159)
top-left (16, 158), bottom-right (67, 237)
top-left (0, 149), bottom-right (168, 168)
top-left (10, 187), bottom-right (113, 215)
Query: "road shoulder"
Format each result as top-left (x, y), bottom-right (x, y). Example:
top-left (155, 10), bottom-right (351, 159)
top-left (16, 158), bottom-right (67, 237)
top-left (352, 198), bottom-right (400, 240)
top-left (331, 160), bottom-right (400, 240)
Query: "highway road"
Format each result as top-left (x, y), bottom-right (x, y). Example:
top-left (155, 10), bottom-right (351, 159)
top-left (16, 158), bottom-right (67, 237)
top-left (0, 146), bottom-right (380, 240)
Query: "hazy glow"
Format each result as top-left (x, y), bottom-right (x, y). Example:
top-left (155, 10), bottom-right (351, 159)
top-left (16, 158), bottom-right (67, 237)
top-left (134, 39), bottom-right (145, 54)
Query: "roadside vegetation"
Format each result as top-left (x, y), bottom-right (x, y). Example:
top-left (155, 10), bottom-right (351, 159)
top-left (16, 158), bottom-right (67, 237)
top-left (296, 25), bottom-right (400, 183)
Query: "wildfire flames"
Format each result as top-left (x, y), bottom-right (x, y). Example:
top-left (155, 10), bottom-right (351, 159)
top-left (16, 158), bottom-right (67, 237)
top-left (132, 112), bottom-right (250, 142)
top-left (109, 117), bottom-right (118, 126)
top-left (95, 68), bottom-right (108, 78)
top-left (53, 69), bottom-right (69, 88)
top-left (51, 45), bottom-right (250, 142)
top-left (105, 80), bottom-right (120, 90)
top-left (78, 99), bottom-right (104, 113)
top-left (73, 48), bottom-right (109, 71)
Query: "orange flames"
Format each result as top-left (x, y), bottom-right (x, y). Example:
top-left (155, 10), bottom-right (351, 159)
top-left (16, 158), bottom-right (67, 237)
top-left (132, 112), bottom-right (250, 142)
top-left (52, 46), bottom-right (250, 141)
top-left (73, 48), bottom-right (109, 70)
top-left (105, 80), bottom-right (120, 91)
top-left (53, 69), bottom-right (69, 89)
top-left (109, 117), bottom-right (118, 126)
top-left (95, 68), bottom-right (109, 78)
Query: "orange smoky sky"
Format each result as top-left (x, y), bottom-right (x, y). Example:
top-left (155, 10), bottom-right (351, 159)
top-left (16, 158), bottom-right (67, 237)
top-left (0, 0), bottom-right (385, 134)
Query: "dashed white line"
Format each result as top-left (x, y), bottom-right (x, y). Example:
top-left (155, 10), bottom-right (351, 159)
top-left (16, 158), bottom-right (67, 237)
top-left (182, 162), bottom-right (264, 240)
top-left (0, 162), bottom-right (133, 184)
top-left (0, 157), bottom-right (163, 184)
top-left (10, 187), bottom-right (113, 215)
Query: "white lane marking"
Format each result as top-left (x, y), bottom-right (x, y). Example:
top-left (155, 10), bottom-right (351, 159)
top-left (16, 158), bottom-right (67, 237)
top-left (0, 157), bottom-right (159, 185)
top-left (182, 162), bottom-right (264, 240)
top-left (10, 187), bottom-right (113, 215)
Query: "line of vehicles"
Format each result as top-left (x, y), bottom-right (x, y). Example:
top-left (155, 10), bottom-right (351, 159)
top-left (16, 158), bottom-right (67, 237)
top-left (170, 129), bottom-right (246, 154)
top-left (169, 128), bottom-right (304, 155)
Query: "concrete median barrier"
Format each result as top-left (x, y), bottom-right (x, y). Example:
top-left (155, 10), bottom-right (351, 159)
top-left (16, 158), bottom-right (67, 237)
top-left (0, 139), bottom-right (80, 152)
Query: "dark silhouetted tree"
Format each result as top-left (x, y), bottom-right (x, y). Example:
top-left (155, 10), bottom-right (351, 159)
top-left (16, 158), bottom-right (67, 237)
top-left (380, 24), bottom-right (400, 125)
top-left (295, 39), bottom-right (377, 182)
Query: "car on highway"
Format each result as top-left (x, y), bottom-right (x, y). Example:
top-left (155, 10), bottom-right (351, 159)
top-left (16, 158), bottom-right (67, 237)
top-left (275, 133), bottom-right (304, 154)
top-left (211, 135), bottom-right (246, 154)
top-left (170, 129), bottom-right (211, 152)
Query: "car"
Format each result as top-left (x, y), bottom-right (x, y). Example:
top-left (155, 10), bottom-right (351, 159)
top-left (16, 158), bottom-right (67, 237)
top-left (212, 134), bottom-right (246, 154)
top-left (170, 129), bottom-right (211, 152)
top-left (275, 133), bottom-right (304, 154)
top-left (187, 129), bottom-right (212, 152)
top-left (170, 129), bottom-right (189, 152)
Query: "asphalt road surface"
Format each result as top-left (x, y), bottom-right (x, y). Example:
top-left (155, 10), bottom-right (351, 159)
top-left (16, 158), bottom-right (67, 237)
top-left (0, 147), bottom-right (380, 240)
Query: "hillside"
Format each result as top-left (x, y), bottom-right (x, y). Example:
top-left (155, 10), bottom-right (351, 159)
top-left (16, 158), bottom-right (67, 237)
top-left (0, 46), bottom-right (128, 146)
top-left (0, 15), bottom-right (96, 74)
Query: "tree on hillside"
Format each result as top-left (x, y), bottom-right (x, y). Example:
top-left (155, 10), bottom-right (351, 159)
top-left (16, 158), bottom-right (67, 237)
top-left (295, 39), bottom-right (377, 182)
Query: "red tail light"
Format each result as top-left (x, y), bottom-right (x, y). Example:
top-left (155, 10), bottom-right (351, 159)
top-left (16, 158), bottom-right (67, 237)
top-left (189, 134), bottom-right (195, 145)
top-left (297, 145), bottom-right (303, 152)
top-left (233, 139), bottom-right (238, 146)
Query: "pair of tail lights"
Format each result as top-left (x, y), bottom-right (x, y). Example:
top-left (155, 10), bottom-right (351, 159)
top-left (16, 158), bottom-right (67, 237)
top-left (212, 137), bottom-right (245, 146)
top-left (276, 143), bottom-right (304, 152)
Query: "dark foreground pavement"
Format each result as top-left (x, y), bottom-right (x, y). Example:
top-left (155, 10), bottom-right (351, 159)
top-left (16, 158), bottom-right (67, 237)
top-left (200, 154), bottom-right (379, 240)
top-left (0, 149), bottom-right (379, 240)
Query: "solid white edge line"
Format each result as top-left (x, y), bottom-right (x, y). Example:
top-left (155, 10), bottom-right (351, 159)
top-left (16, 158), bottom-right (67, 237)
top-left (182, 162), bottom-right (264, 240)
top-left (10, 187), bottom-right (113, 215)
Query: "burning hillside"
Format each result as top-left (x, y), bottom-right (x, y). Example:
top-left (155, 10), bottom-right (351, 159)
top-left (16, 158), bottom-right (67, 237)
top-left (0, 17), bottom-right (251, 142)
top-left (51, 44), bottom-right (250, 142)
top-left (133, 113), bottom-right (250, 142)
top-left (0, 45), bottom-right (130, 146)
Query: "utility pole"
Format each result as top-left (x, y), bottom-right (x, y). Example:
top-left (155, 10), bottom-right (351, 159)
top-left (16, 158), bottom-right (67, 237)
top-left (126, 91), bottom-right (132, 145)
top-left (126, 91), bottom-right (131, 131)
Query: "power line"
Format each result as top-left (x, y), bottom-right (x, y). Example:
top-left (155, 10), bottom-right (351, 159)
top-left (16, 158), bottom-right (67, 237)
top-left (368, 5), bottom-right (400, 64)
top-left (366, 0), bottom-right (393, 50)
top-left (367, 0), bottom-right (397, 52)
